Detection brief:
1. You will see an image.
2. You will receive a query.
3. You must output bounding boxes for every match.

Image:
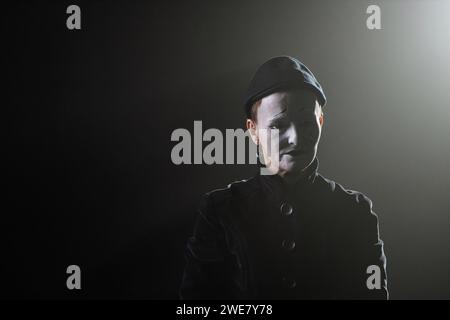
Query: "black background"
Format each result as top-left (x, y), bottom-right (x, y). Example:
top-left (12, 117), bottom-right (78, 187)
top-left (3, 0), bottom-right (450, 299)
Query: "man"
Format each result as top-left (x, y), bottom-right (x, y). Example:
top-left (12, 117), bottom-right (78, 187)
top-left (180, 56), bottom-right (388, 299)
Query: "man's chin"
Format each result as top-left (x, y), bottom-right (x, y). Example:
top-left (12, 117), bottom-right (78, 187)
top-left (280, 158), bottom-right (313, 175)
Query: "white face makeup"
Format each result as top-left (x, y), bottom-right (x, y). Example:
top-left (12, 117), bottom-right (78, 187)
top-left (251, 89), bottom-right (323, 182)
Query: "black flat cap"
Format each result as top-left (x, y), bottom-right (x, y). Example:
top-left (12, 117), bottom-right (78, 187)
top-left (244, 56), bottom-right (326, 118)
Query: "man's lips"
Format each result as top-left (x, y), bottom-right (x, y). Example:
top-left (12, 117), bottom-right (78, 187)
top-left (285, 149), bottom-right (303, 156)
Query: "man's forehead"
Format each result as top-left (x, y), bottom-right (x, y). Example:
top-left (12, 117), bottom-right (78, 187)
top-left (259, 90), bottom-right (317, 115)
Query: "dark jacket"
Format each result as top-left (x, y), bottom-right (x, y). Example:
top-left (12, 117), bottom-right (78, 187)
top-left (180, 158), bottom-right (388, 299)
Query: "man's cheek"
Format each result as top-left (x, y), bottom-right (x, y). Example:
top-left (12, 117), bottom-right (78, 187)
top-left (278, 135), bottom-right (290, 151)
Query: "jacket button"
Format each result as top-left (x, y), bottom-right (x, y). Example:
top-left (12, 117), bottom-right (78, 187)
top-left (280, 203), bottom-right (293, 216)
top-left (281, 239), bottom-right (296, 251)
top-left (282, 277), bottom-right (297, 289)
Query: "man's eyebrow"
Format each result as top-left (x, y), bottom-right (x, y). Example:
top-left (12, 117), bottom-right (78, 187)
top-left (269, 106), bottom-right (287, 121)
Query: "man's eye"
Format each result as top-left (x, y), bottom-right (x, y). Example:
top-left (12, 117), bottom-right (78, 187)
top-left (269, 123), bottom-right (286, 130)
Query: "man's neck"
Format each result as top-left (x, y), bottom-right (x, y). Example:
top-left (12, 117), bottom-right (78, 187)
top-left (277, 158), bottom-right (318, 188)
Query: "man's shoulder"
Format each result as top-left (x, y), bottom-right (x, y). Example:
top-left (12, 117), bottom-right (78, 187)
top-left (314, 173), bottom-right (375, 215)
top-left (201, 176), bottom-right (260, 208)
top-left (314, 174), bottom-right (382, 245)
top-left (192, 177), bottom-right (261, 227)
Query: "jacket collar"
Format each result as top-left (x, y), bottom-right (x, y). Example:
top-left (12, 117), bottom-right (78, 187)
top-left (257, 157), bottom-right (319, 204)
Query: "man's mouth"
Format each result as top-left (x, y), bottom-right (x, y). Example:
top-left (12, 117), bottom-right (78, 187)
top-left (285, 149), bottom-right (303, 156)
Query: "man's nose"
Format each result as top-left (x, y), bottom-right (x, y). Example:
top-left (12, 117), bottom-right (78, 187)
top-left (286, 124), bottom-right (299, 147)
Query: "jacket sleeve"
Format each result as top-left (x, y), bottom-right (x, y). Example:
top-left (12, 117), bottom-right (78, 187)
top-left (344, 193), bottom-right (389, 300)
top-left (179, 194), bottom-right (235, 300)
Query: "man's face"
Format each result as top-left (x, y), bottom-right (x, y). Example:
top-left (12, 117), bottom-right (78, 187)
top-left (248, 89), bottom-right (323, 180)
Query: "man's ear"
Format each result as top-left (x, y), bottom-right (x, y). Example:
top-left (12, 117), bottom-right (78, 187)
top-left (315, 100), bottom-right (324, 127)
top-left (246, 119), bottom-right (258, 145)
